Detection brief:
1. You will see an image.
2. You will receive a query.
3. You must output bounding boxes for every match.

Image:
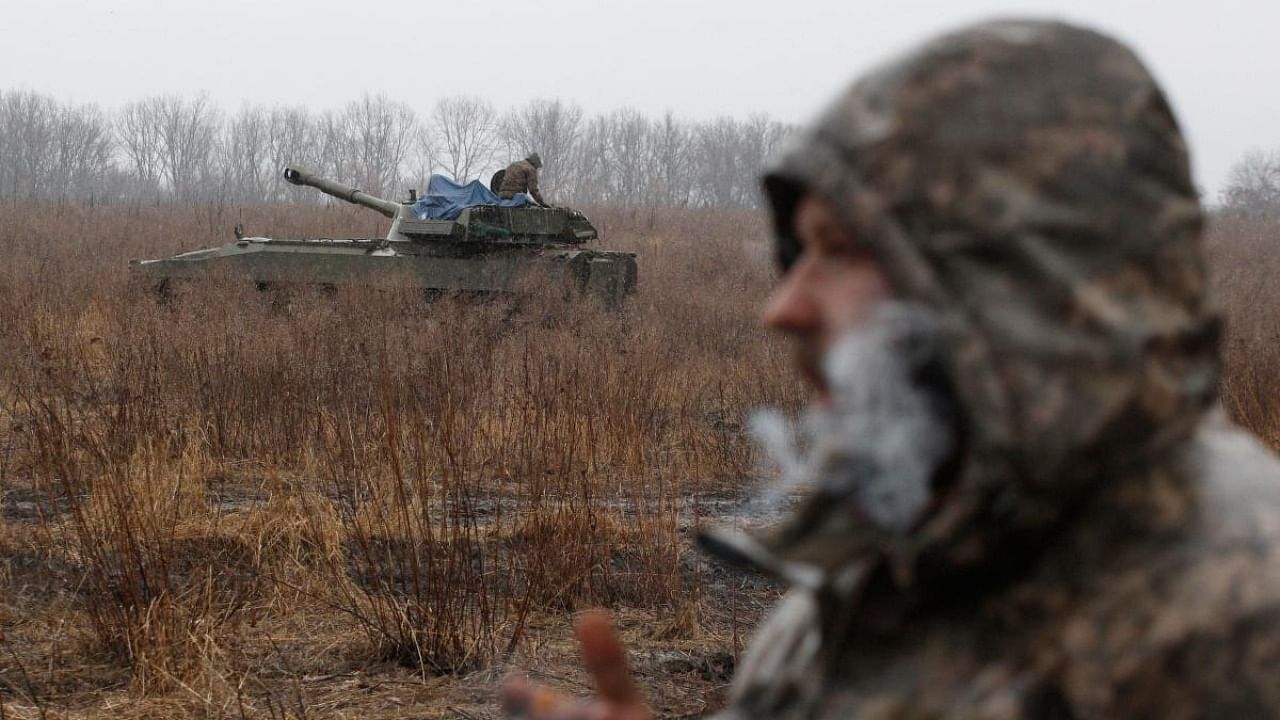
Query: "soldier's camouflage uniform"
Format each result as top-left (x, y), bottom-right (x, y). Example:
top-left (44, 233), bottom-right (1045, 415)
top-left (499, 158), bottom-right (546, 205)
top-left (702, 20), bottom-right (1280, 719)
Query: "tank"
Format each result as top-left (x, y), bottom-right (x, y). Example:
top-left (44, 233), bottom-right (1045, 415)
top-left (132, 166), bottom-right (638, 307)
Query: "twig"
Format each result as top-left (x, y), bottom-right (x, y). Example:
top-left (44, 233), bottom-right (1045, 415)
top-left (0, 636), bottom-right (48, 720)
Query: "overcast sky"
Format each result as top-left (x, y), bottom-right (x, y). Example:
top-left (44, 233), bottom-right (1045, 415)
top-left (2, 0), bottom-right (1276, 199)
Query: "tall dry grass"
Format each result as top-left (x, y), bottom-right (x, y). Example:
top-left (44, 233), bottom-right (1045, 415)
top-left (1206, 212), bottom-right (1280, 446)
top-left (0, 200), bottom-right (796, 717)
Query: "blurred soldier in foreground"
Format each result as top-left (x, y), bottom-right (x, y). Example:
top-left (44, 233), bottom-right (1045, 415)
top-left (505, 19), bottom-right (1280, 719)
top-left (498, 152), bottom-right (548, 206)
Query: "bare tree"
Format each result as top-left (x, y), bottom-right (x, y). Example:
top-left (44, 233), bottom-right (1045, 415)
top-left (691, 117), bottom-right (741, 208)
top-left (51, 102), bottom-right (115, 202)
top-left (115, 98), bottom-right (166, 199)
top-left (0, 90), bottom-right (115, 202)
top-left (572, 115), bottom-right (613, 205)
top-left (339, 94), bottom-right (419, 199)
top-left (267, 106), bottom-right (321, 202)
top-left (1221, 149), bottom-right (1280, 216)
top-left (314, 108), bottom-right (352, 197)
top-left (117, 95), bottom-right (222, 204)
top-left (0, 90), bottom-right (57, 199)
top-left (646, 111), bottom-right (693, 208)
top-left (500, 99), bottom-right (584, 194)
top-left (735, 114), bottom-right (789, 206)
top-left (431, 95), bottom-right (498, 183)
top-left (222, 104), bottom-right (272, 203)
top-left (603, 109), bottom-right (654, 206)
top-left (405, 124), bottom-right (439, 197)
top-left (155, 94), bottom-right (222, 204)
top-left (564, 109), bottom-right (656, 207)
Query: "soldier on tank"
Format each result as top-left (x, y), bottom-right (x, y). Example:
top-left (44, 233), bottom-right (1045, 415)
top-left (498, 152), bottom-right (548, 206)
top-left (502, 18), bottom-right (1280, 720)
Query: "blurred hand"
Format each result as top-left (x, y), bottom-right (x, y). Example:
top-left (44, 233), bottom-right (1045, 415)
top-left (503, 611), bottom-right (653, 720)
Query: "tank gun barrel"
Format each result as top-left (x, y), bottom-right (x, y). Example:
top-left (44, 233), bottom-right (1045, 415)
top-left (283, 166), bottom-right (401, 219)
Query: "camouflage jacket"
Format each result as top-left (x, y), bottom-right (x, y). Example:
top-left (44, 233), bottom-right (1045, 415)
top-left (717, 414), bottom-right (1280, 718)
top-left (707, 19), bottom-right (1280, 720)
top-left (498, 159), bottom-right (544, 205)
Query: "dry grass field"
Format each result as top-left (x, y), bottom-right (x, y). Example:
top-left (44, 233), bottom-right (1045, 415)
top-left (0, 201), bottom-right (799, 718)
top-left (0, 201), bottom-right (1276, 718)
top-left (1206, 212), bottom-right (1280, 446)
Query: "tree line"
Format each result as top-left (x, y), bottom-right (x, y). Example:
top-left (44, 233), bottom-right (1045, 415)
top-left (0, 89), bottom-right (791, 209)
top-left (1219, 149), bottom-right (1280, 217)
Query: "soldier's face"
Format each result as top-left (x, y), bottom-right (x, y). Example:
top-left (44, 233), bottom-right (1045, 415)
top-left (762, 194), bottom-right (893, 401)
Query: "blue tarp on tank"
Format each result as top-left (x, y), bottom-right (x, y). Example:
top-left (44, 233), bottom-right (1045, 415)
top-left (411, 174), bottom-right (532, 220)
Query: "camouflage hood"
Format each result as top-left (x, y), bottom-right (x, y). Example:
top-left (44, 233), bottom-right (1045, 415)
top-left (715, 20), bottom-right (1220, 592)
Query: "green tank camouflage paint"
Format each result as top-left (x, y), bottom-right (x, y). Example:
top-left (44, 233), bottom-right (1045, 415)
top-left (132, 166), bottom-right (637, 308)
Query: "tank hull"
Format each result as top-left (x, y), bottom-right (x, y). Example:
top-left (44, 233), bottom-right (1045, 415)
top-left (138, 167), bottom-right (636, 306)
top-left (134, 237), bottom-right (637, 307)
